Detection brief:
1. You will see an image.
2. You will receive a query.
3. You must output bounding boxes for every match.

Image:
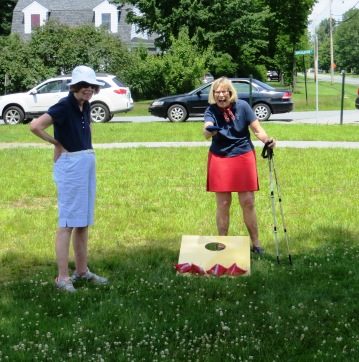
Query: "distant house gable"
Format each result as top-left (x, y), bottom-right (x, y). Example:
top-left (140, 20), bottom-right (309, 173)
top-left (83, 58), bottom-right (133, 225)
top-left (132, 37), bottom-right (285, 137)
top-left (22, 1), bottom-right (49, 34)
top-left (93, 1), bottom-right (118, 33)
top-left (12, 0), bottom-right (116, 39)
top-left (11, 0), bottom-right (158, 51)
top-left (130, 6), bottom-right (148, 41)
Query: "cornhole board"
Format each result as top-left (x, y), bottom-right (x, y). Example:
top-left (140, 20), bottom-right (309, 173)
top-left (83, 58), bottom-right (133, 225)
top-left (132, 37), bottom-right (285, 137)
top-left (178, 235), bottom-right (251, 275)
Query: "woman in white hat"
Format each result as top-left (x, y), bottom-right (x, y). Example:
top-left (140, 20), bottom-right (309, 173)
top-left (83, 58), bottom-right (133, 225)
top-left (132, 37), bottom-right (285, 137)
top-left (30, 65), bottom-right (108, 292)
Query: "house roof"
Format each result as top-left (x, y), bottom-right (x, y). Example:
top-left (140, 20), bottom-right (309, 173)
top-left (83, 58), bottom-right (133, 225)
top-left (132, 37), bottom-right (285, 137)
top-left (14, 0), bottom-right (110, 11)
top-left (12, 0), bottom-right (158, 51)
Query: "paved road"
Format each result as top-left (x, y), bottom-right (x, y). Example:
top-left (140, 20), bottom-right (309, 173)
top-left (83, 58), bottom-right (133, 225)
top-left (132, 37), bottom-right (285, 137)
top-left (111, 110), bottom-right (358, 125)
top-left (2, 110), bottom-right (357, 126)
top-left (305, 72), bottom-right (359, 86)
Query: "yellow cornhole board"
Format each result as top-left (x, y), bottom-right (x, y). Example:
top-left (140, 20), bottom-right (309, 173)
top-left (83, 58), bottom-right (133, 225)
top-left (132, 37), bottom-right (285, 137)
top-left (178, 235), bottom-right (251, 275)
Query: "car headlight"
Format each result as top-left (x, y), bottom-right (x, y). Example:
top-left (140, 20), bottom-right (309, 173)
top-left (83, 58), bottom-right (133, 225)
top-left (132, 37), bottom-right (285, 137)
top-left (152, 101), bottom-right (164, 106)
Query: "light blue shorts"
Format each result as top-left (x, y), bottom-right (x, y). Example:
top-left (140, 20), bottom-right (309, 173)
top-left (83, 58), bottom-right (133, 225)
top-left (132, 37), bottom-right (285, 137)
top-left (53, 150), bottom-right (96, 227)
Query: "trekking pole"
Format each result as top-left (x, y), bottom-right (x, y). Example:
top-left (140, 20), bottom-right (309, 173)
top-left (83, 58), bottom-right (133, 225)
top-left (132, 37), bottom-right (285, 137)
top-left (271, 154), bottom-right (292, 265)
top-left (261, 141), bottom-right (292, 265)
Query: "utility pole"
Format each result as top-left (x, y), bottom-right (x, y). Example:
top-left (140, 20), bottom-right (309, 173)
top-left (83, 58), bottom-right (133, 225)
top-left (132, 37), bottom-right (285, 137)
top-left (330, 0), bottom-right (334, 84)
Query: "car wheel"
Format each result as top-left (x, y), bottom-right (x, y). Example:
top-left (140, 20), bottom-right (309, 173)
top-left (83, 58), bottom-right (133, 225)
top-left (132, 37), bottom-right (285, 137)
top-left (106, 114), bottom-right (114, 122)
top-left (3, 106), bottom-right (25, 125)
top-left (91, 103), bottom-right (110, 123)
top-left (167, 104), bottom-right (188, 122)
top-left (253, 103), bottom-right (271, 121)
top-left (355, 97), bottom-right (359, 109)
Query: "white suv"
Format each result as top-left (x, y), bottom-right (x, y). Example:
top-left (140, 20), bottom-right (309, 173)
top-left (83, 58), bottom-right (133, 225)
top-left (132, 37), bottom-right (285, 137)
top-left (0, 73), bottom-right (133, 124)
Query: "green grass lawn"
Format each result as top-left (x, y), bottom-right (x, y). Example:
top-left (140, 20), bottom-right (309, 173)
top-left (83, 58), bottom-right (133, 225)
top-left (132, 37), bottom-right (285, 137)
top-left (2, 122), bottom-right (359, 144)
top-left (292, 76), bottom-right (357, 111)
top-left (1, 124), bottom-right (359, 361)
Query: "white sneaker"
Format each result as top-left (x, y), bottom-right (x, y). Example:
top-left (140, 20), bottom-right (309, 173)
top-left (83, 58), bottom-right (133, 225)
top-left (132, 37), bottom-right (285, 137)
top-left (55, 277), bottom-right (76, 293)
top-left (71, 269), bottom-right (108, 285)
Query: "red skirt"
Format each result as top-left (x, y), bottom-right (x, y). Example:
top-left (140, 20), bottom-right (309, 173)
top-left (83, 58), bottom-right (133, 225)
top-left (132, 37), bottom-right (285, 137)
top-left (207, 150), bottom-right (259, 192)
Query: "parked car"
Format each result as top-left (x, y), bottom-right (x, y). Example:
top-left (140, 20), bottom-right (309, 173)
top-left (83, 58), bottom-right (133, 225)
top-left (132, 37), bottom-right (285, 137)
top-left (355, 88), bottom-right (359, 109)
top-left (201, 72), bottom-right (214, 84)
top-left (149, 78), bottom-right (293, 122)
top-left (267, 70), bottom-right (279, 81)
top-left (0, 73), bottom-right (133, 125)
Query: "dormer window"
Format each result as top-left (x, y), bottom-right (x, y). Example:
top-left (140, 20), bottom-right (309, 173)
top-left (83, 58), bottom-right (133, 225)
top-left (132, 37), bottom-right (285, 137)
top-left (93, 1), bottom-right (117, 33)
top-left (101, 13), bottom-right (111, 31)
top-left (22, 1), bottom-right (48, 34)
top-left (31, 14), bottom-right (40, 30)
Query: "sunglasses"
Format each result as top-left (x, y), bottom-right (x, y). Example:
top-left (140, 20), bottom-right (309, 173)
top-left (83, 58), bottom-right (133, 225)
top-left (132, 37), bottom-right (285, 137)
top-left (77, 82), bottom-right (98, 89)
top-left (214, 90), bottom-right (229, 95)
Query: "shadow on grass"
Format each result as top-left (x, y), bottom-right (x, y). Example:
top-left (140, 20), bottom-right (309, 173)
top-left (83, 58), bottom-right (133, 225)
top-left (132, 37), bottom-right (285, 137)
top-left (1, 229), bottom-right (359, 360)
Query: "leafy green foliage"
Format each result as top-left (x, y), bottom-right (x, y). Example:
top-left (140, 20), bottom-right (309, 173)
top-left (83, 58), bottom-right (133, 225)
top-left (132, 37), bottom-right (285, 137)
top-left (2, 0), bottom-right (358, 100)
top-left (0, 34), bottom-right (53, 93)
top-left (0, 0), bottom-right (17, 36)
top-left (28, 20), bottom-right (132, 78)
top-left (116, 0), bottom-right (316, 80)
top-left (312, 8), bottom-right (359, 75)
top-left (334, 9), bottom-right (359, 73)
top-left (316, 18), bottom-right (332, 72)
top-left (0, 20), bottom-right (133, 94)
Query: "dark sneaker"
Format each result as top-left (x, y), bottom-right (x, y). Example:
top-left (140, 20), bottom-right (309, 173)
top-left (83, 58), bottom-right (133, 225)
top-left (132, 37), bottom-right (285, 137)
top-left (71, 269), bottom-right (108, 285)
top-left (55, 277), bottom-right (76, 293)
top-left (251, 246), bottom-right (265, 255)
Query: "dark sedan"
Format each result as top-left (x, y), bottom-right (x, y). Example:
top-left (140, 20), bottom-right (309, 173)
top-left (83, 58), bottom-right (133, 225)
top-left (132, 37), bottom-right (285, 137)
top-left (267, 70), bottom-right (279, 81)
top-left (148, 78), bottom-right (293, 122)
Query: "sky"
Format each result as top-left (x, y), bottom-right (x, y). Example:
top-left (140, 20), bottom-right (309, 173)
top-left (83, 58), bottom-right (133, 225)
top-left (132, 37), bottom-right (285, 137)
top-left (309, 0), bottom-right (359, 29)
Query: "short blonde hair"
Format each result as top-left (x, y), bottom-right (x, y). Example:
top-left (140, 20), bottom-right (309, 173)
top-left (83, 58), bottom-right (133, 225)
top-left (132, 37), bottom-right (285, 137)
top-left (208, 77), bottom-right (238, 104)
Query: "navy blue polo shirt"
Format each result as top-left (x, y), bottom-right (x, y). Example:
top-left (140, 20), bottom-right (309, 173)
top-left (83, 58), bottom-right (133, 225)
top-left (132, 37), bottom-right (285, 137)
top-left (47, 92), bottom-right (92, 152)
top-left (204, 100), bottom-right (257, 157)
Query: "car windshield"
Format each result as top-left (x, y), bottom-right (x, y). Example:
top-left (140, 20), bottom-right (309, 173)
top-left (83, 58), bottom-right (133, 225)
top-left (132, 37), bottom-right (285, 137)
top-left (199, 84), bottom-right (212, 95)
top-left (254, 79), bottom-right (276, 90)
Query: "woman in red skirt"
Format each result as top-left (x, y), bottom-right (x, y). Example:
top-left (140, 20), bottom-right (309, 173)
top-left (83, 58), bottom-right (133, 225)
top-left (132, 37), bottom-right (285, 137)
top-left (203, 77), bottom-right (276, 254)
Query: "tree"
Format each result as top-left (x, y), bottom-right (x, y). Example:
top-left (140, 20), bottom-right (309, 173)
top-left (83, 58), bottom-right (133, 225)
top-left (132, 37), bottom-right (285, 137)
top-left (0, 0), bottom-right (17, 37)
top-left (315, 18), bottom-right (331, 72)
top-left (0, 34), bottom-right (51, 94)
top-left (263, 0), bottom-right (316, 86)
top-left (0, 21), bottom-right (134, 95)
top-left (125, 28), bottom-right (211, 99)
top-left (334, 9), bottom-right (359, 73)
top-left (113, 0), bottom-right (316, 83)
top-left (114, 0), bottom-right (271, 77)
top-left (28, 20), bottom-right (132, 80)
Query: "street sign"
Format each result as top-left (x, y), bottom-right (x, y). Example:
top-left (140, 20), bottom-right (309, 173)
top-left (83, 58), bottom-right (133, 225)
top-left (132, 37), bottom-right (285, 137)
top-left (294, 50), bottom-right (314, 55)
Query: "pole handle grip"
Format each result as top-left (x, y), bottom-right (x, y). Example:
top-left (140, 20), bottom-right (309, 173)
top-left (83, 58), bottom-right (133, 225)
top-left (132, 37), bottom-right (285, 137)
top-left (261, 140), bottom-right (273, 159)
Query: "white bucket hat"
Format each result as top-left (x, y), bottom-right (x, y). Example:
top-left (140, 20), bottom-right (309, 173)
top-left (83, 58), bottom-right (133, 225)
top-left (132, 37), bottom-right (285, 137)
top-left (67, 65), bottom-right (105, 86)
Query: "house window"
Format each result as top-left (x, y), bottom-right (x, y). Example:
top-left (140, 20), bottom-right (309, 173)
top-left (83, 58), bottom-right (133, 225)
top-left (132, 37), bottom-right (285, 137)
top-left (101, 13), bottom-right (111, 30)
top-left (31, 14), bottom-right (40, 30)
